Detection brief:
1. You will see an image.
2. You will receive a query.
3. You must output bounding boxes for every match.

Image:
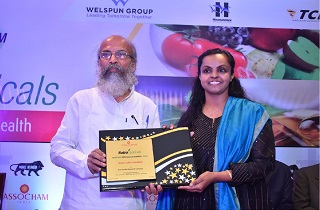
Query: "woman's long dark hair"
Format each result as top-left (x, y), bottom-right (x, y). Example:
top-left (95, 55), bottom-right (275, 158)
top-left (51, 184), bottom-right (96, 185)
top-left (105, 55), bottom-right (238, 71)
top-left (177, 48), bottom-right (247, 127)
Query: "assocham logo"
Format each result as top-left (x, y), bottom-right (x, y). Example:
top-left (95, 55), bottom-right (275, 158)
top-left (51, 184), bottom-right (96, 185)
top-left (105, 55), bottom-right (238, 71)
top-left (86, 0), bottom-right (154, 20)
top-left (210, 2), bottom-right (232, 23)
top-left (287, 8), bottom-right (320, 22)
top-left (3, 184), bottom-right (49, 204)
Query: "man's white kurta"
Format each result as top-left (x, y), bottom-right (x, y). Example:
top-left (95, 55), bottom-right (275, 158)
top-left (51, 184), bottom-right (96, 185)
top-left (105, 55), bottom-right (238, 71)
top-left (50, 87), bottom-right (160, 210)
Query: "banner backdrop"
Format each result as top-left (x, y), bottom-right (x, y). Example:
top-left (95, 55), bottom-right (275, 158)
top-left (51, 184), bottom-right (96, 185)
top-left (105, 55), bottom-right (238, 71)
top-left (0, 0), bottom-right (319, 209)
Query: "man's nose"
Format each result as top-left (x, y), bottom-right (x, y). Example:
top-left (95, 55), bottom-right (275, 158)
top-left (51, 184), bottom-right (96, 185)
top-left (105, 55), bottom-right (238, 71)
top-left (109, 54), bottom-right (118, 63)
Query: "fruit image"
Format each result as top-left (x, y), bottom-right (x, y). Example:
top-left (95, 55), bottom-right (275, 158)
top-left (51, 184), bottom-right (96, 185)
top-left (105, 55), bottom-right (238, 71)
top-left (222, 48), bottom-right (251, 78)
top-left (297, 30), bottom-right (319, 47)
top-left (284, 65), bottom-right (319, 80)
top-left (247, 49), bottom-right (281, 78)
top-left (161, 32), bottom-right (225, 76)
top-left (271, 60), bottom-right (286, 79)
top-left (188, 56), bottom-right (199, 77)
top-left (161, 33), bottom-right (195, 69)
top-left (200, 26), bottom-right (251, 48)
top-left (273, 59), bottom-right (319, 80)
top-left (234, 67), bottom-right (256, 79)
top-left (282, 36), bottom-right (319, 72)
top-left (248, 28), bottom-right (297, 52)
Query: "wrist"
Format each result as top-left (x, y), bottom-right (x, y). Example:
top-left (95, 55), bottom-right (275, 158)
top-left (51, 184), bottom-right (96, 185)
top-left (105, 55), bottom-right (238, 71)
top-left (226, 170), bottom-right (232, 180)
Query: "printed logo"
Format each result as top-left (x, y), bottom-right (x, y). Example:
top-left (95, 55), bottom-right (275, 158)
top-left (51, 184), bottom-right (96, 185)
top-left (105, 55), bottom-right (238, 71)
top-left (3, 184), bottom-right (49, 203)
top-left (210, 2), bottom-right (230, 17)
top-left (20, 184), bottom-right (30, 193)
top-left (10, 161), bottom-right (44, 176)
top-left (85, 0), bottom-right (153, 20)
top-left (112, 0), bottom-right (129, 6)
top-left (86, 0), bottom-right (154, 21)
top-left (287, 9), bottom-right (296, 18)
top-left (210, 2), bottom-right (232, 23)
top-left (287, 9), bottom-right (319, 22)
top-left (0, 32), bottom-right (7, 43)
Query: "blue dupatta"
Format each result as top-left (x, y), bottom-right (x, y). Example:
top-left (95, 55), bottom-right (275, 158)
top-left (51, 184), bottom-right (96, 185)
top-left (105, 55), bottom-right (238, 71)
top-left (156, 97), bottom-right (270, 210)
top-left (214, 97), bottom-right (270, 209)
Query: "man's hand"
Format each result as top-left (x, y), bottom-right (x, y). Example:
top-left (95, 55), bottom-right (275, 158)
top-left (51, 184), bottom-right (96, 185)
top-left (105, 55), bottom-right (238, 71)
top-left (162, 124), bottom-right (175, 130)
top-left (87, 148), bottom-right (106, 174)
top-left (144, 183), bottom-right (163, 195)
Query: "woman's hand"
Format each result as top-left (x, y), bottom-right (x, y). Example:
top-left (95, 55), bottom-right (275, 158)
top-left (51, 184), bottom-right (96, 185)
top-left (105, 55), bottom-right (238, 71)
top-left (190, 131), bottom-right (194, 138)
top-left (178, 171), bottom-right (214, 193)
top-left (87, 148), bottom-right (106, 174)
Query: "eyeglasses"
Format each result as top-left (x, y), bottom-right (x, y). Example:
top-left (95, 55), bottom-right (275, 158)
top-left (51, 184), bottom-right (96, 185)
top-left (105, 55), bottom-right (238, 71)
top-left (99, 50), bottom-right (133, 60)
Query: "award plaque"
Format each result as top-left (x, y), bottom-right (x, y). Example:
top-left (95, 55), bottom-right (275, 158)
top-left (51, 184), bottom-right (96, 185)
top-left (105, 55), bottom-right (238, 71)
top-left (99, 127), bottom-right (197, 191)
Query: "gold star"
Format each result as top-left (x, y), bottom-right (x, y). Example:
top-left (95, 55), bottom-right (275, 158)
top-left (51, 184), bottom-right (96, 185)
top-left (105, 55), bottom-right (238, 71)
top-left (119, 136), bottom-right (124, 140)
top-left (105, 136), bottom-right (111, 141)
top-left (162, 179), bottom-right (168, 184)
top-left (190, 177), bottom-right (196, 182)
top-left (174, 179), bottom-right (179, 183)
top-left (175, 168), bottom-right (181, 173)
top-left (169, 172), bottom-right (177, 179)
top-left (182, 168), bottom-right (188, 175)
top-left (188, 164), bottom-right (193, 170)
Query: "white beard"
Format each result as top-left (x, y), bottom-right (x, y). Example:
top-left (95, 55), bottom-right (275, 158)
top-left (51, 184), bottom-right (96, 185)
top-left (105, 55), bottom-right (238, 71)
top-left (96, 63), bottom-right (138, 98)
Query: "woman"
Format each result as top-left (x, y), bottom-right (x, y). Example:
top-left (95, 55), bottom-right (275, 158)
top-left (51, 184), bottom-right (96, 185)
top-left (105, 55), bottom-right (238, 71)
top-left (156, 48), bottom-right (275, 209)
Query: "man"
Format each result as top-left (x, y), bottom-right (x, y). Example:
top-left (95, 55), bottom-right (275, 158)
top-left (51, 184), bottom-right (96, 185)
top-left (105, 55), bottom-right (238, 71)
top-left (293, 163), bottom-right (319, 210)
top-left (50, 35), bottom-right (161, 210)
top-left (266, 160), bottom-right (294, 209)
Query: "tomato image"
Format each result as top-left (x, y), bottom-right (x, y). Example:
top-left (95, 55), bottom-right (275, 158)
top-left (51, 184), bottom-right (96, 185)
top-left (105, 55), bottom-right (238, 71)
top-left (161, 34), bottom-right (223, 71)
top-left (188, 56), bottom-right (199, 77)
top-left (192, 38), bottom-right (223, 57)
top-left (161, 33), bottom-right (194, 68)
top-left (224, 48), bottom-right (250, 78)
top-left (234, 67), bottom-right (256, 79)
top-left (161, 32), bottom-right (250, 78)
top-left (225, 48), bottom-right (247, 69)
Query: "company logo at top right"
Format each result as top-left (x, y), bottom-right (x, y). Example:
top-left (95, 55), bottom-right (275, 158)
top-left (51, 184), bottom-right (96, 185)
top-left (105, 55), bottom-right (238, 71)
top-left (287, 9), bottom-right (319, 22)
